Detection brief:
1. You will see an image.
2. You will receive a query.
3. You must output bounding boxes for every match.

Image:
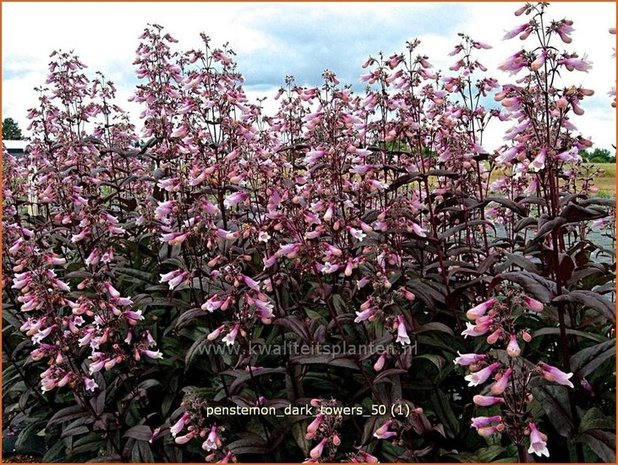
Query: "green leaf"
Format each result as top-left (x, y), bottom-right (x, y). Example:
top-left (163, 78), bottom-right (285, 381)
top-left (440, 220), bottom-right (496, 240)
top-left (185, 333), bottom-right (210, 367)
top-left (486, 196), bottom-right (527, 216)
top-left (570, 339), bottom-right (615, 378)
top-left (477, 445), bottom-right (509, 462)
top-left (534, 216), bottom-right (567, 241)
top-left (290, 354), bottom-right (359, 370)
top-left (47, 405), bottom-right (87, 426)
top-left (533, 327), bottom-right (607, 343)
top-left (430, 389), bottom-right (460, 438)
top-left (291, 422), bottom-right (310, 458)
top-left (579, 407), bottom-right (615, 432)
top-left (575, 430), bottom-right (616, 463)
top-left (559, 203), bottom-right (606, 222)
top-left (68, 432), bottom-right (104, 456)
top-left (42, 439), bottom-right (66, 462)
top-left (124, 425), bottom-right (153, 441)
top-left (227, 433), bottom-right (268, 455)
top-left (531, 384), bottom-right (575, 438)
top-left (552, 290), bottom-right (615, 323)
top-left (493, 271), bottom-right (557, 303)
top-left (15, 419), bottom-right (45, 452)
top-left (114, 266), bottom-right (157, 284)
top-left (415, 354), bottom-right (445, 371)
top-left (416, 322), bottom-right (454, 336)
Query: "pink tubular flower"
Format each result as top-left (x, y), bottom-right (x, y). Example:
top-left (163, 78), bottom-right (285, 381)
top-left (155, 200), bottom-right (176, 221)
top-left (555, 20), bottom-right (575, 43)
top-left (253, 297), bottom-right (274, 323)
top-left (581, 378), bottom-right (595, 396)
top-left (104, 281), bottom-right (121, 298)
top-left (374, 419), bottom-right (397, 439)
top-left (140, 349), bottom-right (163, 360)
top-left (157, 177), bottom-right (181, 192)
top-left (160, 269), bottom-right (189, 290)
top-left (530, 50), bottom-right (547, 71)
top-left (85, 248), bottom-right (100, 266)
top-left (84, 377), bottom-right (98, 392)
top-left (223, 191), bottom-right (248, 208)
top-left (12, 272), bottom-right (32, 290)
top-left (309, 438), bottom-right (328, 459)
top-left (32, 325), bottom-right (56, 344)
top-left (71, 228), bottom-right (91, 243)
top-left (523, 295), bottom-right (544, 312)
top-left (304, 149), bottom-right (325, 166)
top-left (242, 275), bottom-right (260, 291)
top-left (51, 278), bottom-right (70, 292)
top-left (170, 124), bottom-right (188, 139)
top-left (538, 362), bottom-right (574, 388)
top-left (471, 415), bottom-right (502, 429)
top-left (497, 51), bottom-right (527, 75)
top-left (559, 56), bottom-right (592, 72)
top-left (503, 23), bottom-right (529, 40)
top-left (486, 328), bottom-right (503, 344)
top-left (528, 422), bottom-right (549, 457)
top-left (170, 412), bottom-right (190, 437)
top-left (305, 414), bottom-right (323, 439)
top-left (354, 307), bottom-right (376, 323)
top-left (454, 352), bottom-right (487, 366)
top-left (44, 253), bottom-right (66, 266)
top-left (514, 4), bottom-right (528, 16)
top-left (320, 261), bottom-right (340, 274)
top-left (222, 324), bottom-right (240, 346)
top-left (123, 310), bottom-right (144, 325)
top-left (21, 318), bottom-right (43, 336)
top-left (490, 368), bottom-right (513, 395)
top-left (276, 242), bottom-right (301, 259)
top-left (466, 298), bottom-right (496, 320)
top-left (373, 353), bottom-right (387, 371)
top-left (506, 334), bottom-right (521, 358)
top-left (395, 315), bottom-right (411, 346)
top-left (477, 424), bottom-right (505, 437)
top-left (462, 320), bottom-right (492, 338)
top-left (473, 395), bottom-right (505, 407)
top-left (411, 222), bottom-right (426, 237)
top-left (161, 231), bottom-right (189, 246)
top-left (322, 204), bottom-right (334, 222)
top-left (89, 358), bottom-right (108, 375)
top-left (207, 325), bottom-right (226, 341)
top-left (465, 362), bottom-right (500, 387)
top-left (174, 431), bottom-right (196, 444)
top-left (202, 425), bottom-right (222, 451)
top-left (530, 147), bottom-right (547, 172)
top-left (202, 294), bottom-right (224, 312)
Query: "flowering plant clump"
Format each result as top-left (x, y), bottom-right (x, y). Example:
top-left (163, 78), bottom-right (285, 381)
top-left (2, 4), bottom-right (615, 463)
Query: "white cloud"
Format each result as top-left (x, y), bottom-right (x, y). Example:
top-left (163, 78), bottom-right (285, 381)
top-left (3, 2), bottom-right (615, 150)
top-left (461, 2), bottom-right (616, 150)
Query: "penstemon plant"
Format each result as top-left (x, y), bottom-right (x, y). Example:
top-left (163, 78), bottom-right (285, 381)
top-left (2, 3), bottom-right (614, 463)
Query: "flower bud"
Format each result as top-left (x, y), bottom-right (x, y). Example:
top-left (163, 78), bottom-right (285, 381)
top-left (507, 334), bottom-right (521, 357)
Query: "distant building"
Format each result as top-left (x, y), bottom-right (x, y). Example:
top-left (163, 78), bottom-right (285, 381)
top-left (3, 140), bottom-right (28, 158)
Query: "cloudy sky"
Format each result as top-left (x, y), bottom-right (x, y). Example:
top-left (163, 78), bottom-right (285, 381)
top-left (3, 2), bottom-right (616, 150)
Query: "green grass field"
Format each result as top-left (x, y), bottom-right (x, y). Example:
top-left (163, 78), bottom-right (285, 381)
top-left (489, 163), bottom-right (615, 198)
top-left (586, 163), bottom-right (615, 198)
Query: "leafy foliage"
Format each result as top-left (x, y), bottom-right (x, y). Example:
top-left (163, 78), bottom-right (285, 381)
top-left (2, 117), bottom-right (24, 140)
